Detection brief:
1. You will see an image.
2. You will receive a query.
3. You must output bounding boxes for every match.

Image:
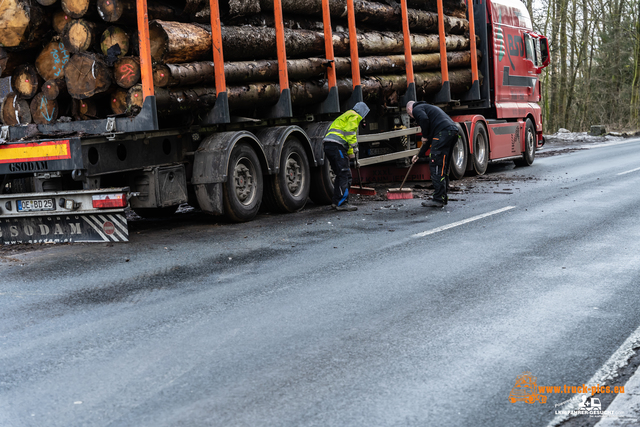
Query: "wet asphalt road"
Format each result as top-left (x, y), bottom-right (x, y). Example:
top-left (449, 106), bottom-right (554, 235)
top-left (2, 137), bottom-right (640, 427)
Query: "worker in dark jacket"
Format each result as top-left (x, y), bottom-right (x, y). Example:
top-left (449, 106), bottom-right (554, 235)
top-left (323, 102), bottom-right (370, 211)
top-left (406, 101), bottom-right (459, 208)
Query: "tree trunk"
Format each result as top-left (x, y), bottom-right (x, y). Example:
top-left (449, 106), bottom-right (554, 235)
top-left (65, 52), bottom-right (112, 99)
top-left (62, 0), bottom-right (97, 19)
top-left (96, 0), bottom-right (208, 23)
top-left (63, 19), bottom-right (100, 53)
top-left (30, 92), bottom-right (59, 124)
top-left (0, 0), bottom-right (51, 50)
top-left (100, 26), bottom-right (129, 60)
top-left (149, 21), bottom-right (470, 63)
top-left (42, 78), bottom-right (67, 100)
top-left (1, 92), bottom-right (32, 125)
top-left (114, 56), bottom-right (140, 88)
top-left (127, 68), bottom-right (474, 113)
top-left (12, 63), bottom-right (42, 99)
top-left (35, 37), bottom-right (71, 81)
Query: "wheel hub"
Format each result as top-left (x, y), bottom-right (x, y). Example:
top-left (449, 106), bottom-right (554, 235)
top-left (285, 155), bottom-right (302, 194)
top-left (234, 160), bottom-right (255, 204)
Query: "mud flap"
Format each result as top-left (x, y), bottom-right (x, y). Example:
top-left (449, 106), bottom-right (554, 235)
top-left (0, 213), bottom-right (129, 245)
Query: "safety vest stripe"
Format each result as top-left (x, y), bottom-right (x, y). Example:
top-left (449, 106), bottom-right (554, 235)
top-left (328, 128), bottom-right (356, 136)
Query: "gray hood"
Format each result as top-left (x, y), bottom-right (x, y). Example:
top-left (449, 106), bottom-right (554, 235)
top-left (352, 102), bottom-right (370, 119)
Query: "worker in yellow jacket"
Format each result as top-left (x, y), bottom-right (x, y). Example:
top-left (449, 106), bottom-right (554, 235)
top-left (323, 102), bottom-right (370, 211)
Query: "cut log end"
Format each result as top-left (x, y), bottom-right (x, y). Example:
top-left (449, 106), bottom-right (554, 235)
top-left (65, 52), bottom-right (113, 99)
top-left (114, 56), bottom-right (140, 89)
top-left (30, 93), bottom-right (59, 125)
top-left (62, 0), bottom-right (94, 19)
top-left (1, 93), bottom-right (32, 126)
top-left (12, 63), bottom-right (41, 100)
top-left (111, 88), bottom-right (128, 115)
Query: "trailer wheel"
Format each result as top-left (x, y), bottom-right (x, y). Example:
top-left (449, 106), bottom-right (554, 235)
top-left (471, 123), bottom-right (489, 175)
top-left (309, 158), bottom-right (335, 205)
top-left (264, 138), bottom-right (310, 212)
top-left (223, 142), bottom-right (263, 222)
top-left (449, 128), bottom-right (468, 180)
top-left (514, 119), bottom-right (536, 167)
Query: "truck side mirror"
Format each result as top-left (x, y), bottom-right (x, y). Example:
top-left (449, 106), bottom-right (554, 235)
top-left (539, 36), bottom-right (550, 68)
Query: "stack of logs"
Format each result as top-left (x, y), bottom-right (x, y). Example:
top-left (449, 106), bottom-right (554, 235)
top-left (0, 0), bottom-right (477, 126)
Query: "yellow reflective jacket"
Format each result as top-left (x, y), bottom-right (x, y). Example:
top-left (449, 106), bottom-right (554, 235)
top-left (323, 110), bottom-right (364, 156)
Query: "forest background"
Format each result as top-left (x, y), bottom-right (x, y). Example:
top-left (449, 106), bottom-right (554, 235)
top-left (527, 0), bottom-right (640, 132)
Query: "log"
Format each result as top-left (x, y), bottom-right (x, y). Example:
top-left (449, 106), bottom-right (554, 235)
top-left (36, 0), bottom-right (57, 4)
top-left (0, 0), bottom-right (51, 50)
top-left (42, 78), bottom-right (67, 100)
top-left (64, 52), bottom-right (112, 99)
top-left (149, 20), bottom-right (213, 63)
top-left (96, 0), bottom-right (208, 23)
top-left (72, 97), bottom-right (99, 119)
top-left (62, 0), bottom-right (96, 19)
top-left (100, 26), bottom-right (129, 59)
top-left (53, 9), bottom-right (72, 34)
top-left (110, 87), bottom-right (128, 114)
top-left (63, 19), bottom-right (99, 53)
top-left (127, 68), bottom-right (475, 113)
top-left (406, 0), bottom-right (467, 19)
top-left (1, 47), bottom-right (38, 78)
top-left (149, 21), bottom-right (470, 63)
top-left (35, 37), bottom-right (71, 81)
top-left (1, 92), bottom-right (31, 125)
top-left (113, 56), bottom-right (140, 88)
top-left (153, 63), bottom-right (171, 87)
top-left (11, 63), bottom-right (42, 99)
top-left (30, 92), bottom-right (59, 124)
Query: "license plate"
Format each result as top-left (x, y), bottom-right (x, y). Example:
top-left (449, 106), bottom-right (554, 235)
top-left (17, 198), bottom-right (56, 212)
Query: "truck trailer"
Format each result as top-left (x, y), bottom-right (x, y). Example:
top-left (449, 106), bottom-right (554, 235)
top-left (0, 0), bottom-right (549, 244)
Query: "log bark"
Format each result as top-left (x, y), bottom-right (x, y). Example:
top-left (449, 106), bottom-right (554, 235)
top-left (100, 26), bottom-right (129, 59)
top-left (42, 78), bottom-right (67, 100)
top-left (62, 0), bottom-right (97, 19)
top-left (65, 52), bottom-right (112, 99)
top-left (127, 69), bottom-right (474, 113)
top-left (110, 87), bottom-right (128, 114)
top-left (149, 21), bottom-right (470, 63)
top-left (35, 37), bottom-right (71, 81)
top-left (63, 19), bottom-right (100, 53)
top-left (1, 92), bottom-right (31, 125)
top-left (114, 56), bottom-right (140, 88)
top-left (0, 0), bottom-right (51, 50)
top-left (30, 92), bottom-right (59, 124)
top-left (96, 0), bottom-right (208, 23)
top-left (406, 0), bottom-right (467, 19)
top-left (12, 63), bottom-right (42, 99)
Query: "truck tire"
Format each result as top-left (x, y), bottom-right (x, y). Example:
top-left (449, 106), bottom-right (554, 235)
top-left (514, 119), bottom-right (536, 167)
top-left (309, 159), bottom-right (334, 205)
top-left (223, 142), bottom-right (263, 222)
top-left (264, 138), bottom-right (310, 212)
top-left (10, 177), bottom-right (35, 193)
top-left (449, 127), bottom-right (468, 180)
top-left (471, 122), bottom-right (489, 175)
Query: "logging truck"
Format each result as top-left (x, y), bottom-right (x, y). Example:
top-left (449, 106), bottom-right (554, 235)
top-left (0, 0), bottom-right (548, 244)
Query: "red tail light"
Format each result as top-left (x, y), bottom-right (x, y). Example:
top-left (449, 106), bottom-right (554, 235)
top-left (92, 193), bottom-right (127, 209)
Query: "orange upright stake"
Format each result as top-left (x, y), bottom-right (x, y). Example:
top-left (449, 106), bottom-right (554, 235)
top-left (209, 0), bottom-right (226, 95)
top-left (346, 0), bottom-right (363, 106)
top-left (433, 0), bottom-right (451, 102)
top-left (467, 0), bottom-right (479, 84)
top-left (322, 0), bottom-right (337, 90)
top-left (273, 0), bottom-right (289, 92)
top-left (399, 0), bottom-right (416, 105)
top-left (316, 0), bottom-right (340, 113)
top-left (204, 0), bottom-right (230, 123)
top-left (268, 0), bottom-right (292, 117)
top-left (136, 0), bottom-right (154, 100)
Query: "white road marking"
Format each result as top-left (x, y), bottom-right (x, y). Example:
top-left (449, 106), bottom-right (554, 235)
top-left (617, 166), bottom-right (640, 176)
top-left (546, 324), bottom-right (640, 426)
top-left (411, 206), bottom-right (516, 238)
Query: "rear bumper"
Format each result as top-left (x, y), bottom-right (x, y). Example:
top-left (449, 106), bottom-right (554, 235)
top-left (0, 188), bottom-right (130, 245)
